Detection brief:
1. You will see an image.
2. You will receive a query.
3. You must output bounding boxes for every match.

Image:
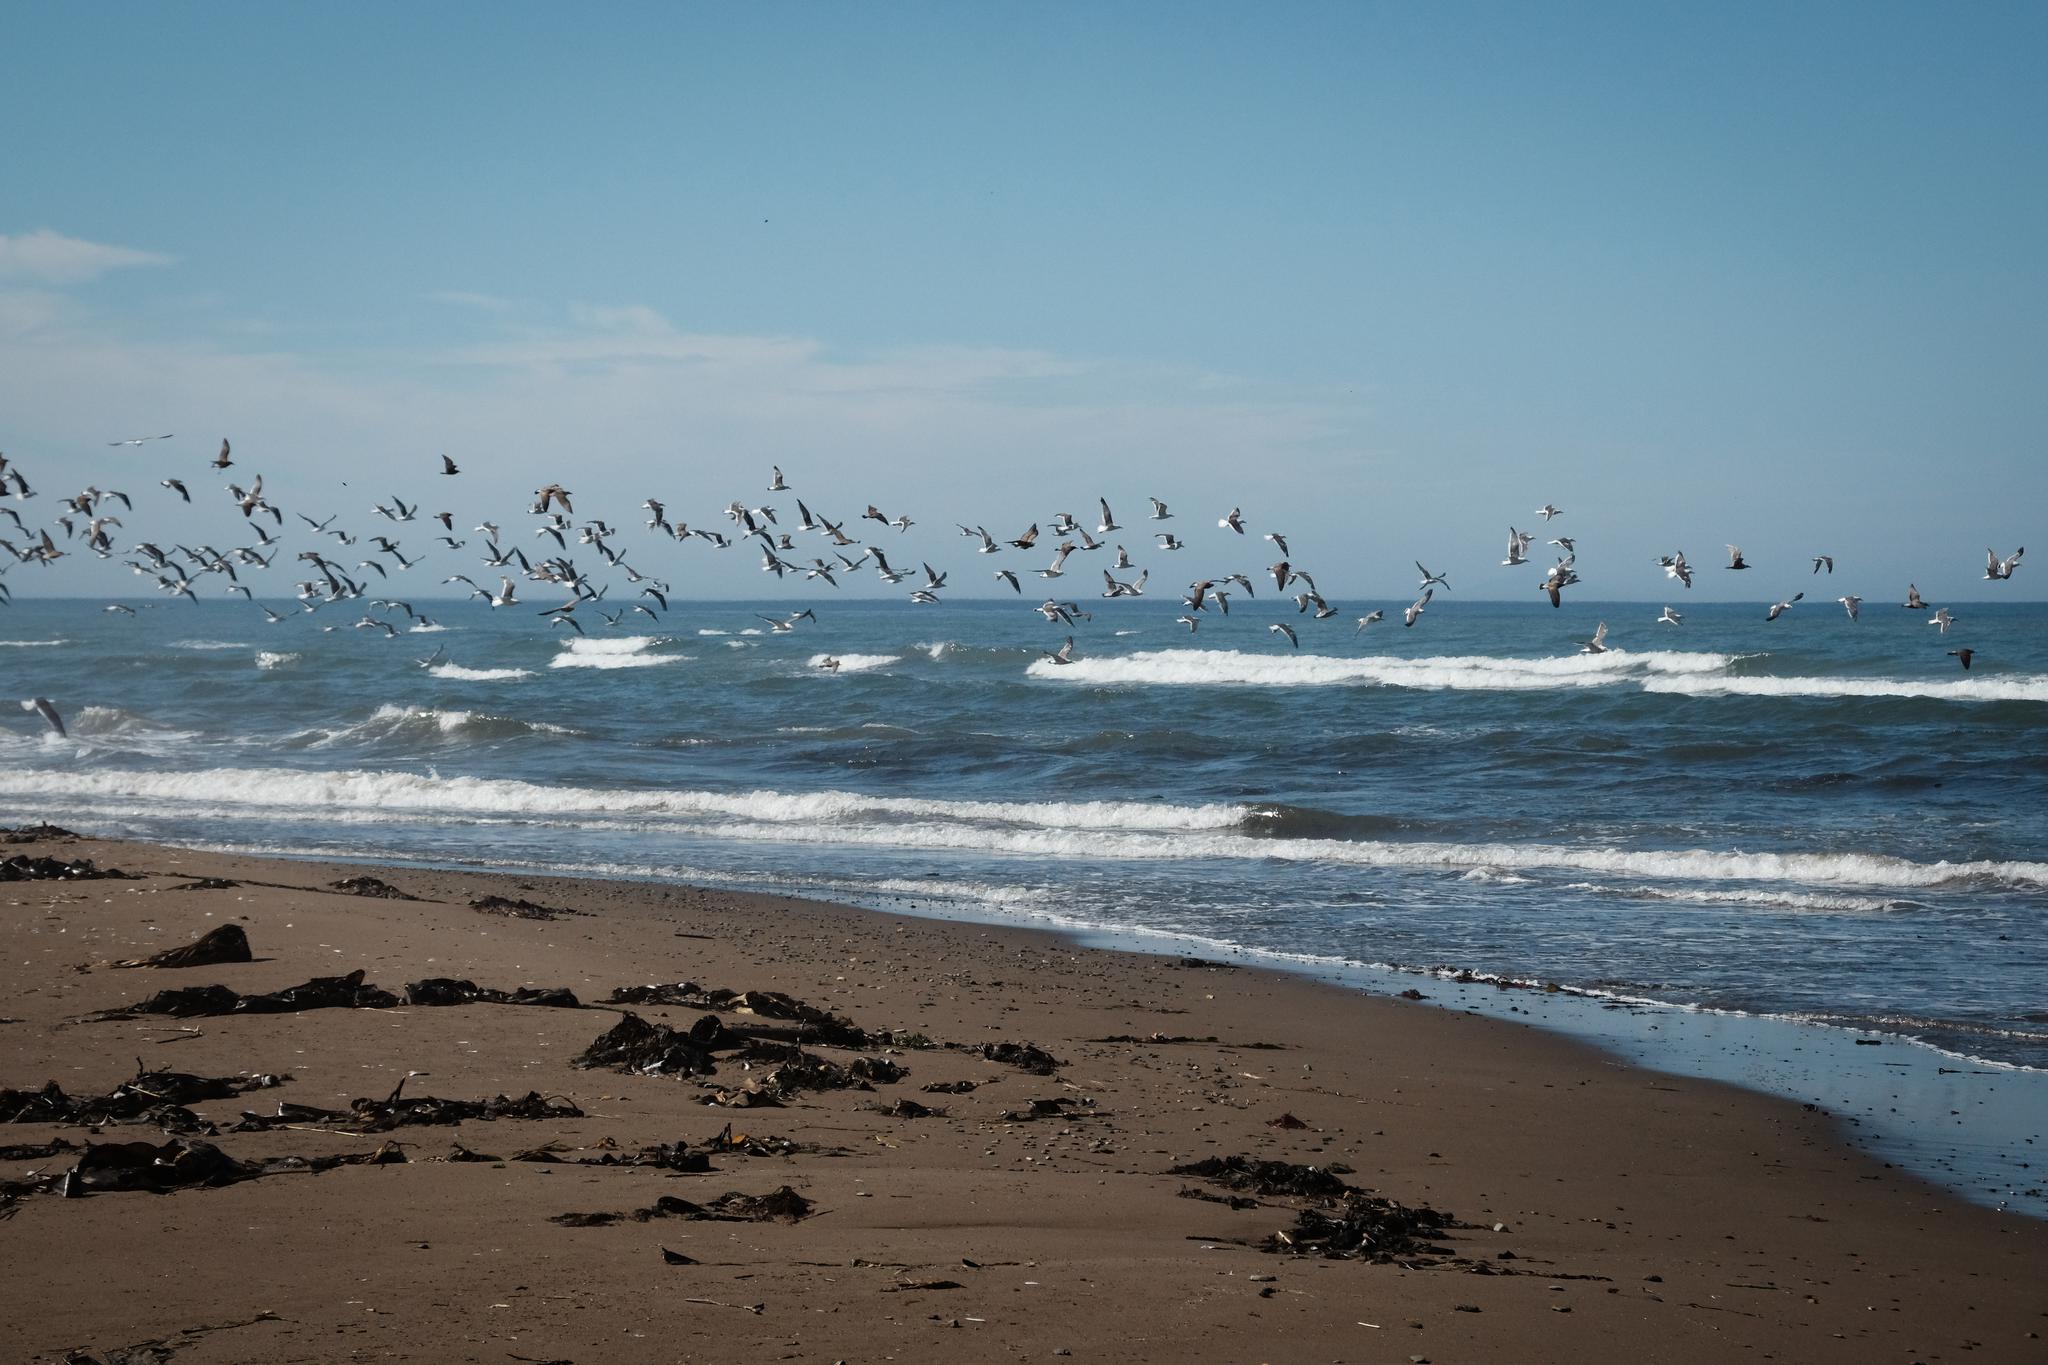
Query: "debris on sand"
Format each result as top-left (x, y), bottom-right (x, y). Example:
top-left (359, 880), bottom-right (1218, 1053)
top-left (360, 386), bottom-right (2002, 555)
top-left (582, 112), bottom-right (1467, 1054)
top-left (974, 1041), bottom-right (1062, 1075)
top-left (468, 893), bottom-right (581, 920)
top-left (92, 969), bottom-right (399, 1020)
top-left (1266, 1189), bottom-right (1457, 1263)
top-left (1168, 1155), bottom-right (1354, 1200)
top-left (574, 1012), bottom-right (718, 1076)
top-left (1173, 1153), bottom-right (1459, 1264)
top-left (2, 1064), bottom-right (289, 1129)
top-left (113, 924), bottom-right (253, 970)
top-left (551, 1185), bottom-right (814, 1228)
top-left (233, 1078), bottom-right (582, 1133)
top-left (872, 1098), bottom-right (941, 1119)
top-left (169, 877), bottom-right (240, 891)
top-left (402, 978), bottom-right (581, 1009)
top-left (921, 1080), bottom-right (978, 1094)
top-left (606, 982), bottom-right (870, 1048)
top-left (1, 823), bottom-right (81, 843)
top-left (999, 1096), bottom-right (1099, 1122)
top-left (2, 854), bottom-right (137, 882)
top-left (1178, 1186), bottom-right (1260, 1210)
top-left (326, 875), bottom-right (418, 900)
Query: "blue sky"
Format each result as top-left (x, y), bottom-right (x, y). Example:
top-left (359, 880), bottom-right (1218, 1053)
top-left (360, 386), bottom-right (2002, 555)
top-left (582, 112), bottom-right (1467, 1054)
top-left (3, 2), bottom-right (2042, 602)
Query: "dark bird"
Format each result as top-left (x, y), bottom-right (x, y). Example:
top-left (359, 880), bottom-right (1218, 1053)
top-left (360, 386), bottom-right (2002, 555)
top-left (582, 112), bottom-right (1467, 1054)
top-left (21, 697), bottom-right (65, 737)
top-left (440, 454), bottom-right (460, 475)
top-left (1949, 648), bottom-right (1974, 670)
top-left (213, 439), bottom-right (233, 469)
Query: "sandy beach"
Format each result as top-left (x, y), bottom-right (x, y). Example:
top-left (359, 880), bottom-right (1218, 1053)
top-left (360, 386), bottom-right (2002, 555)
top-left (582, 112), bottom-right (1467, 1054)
top-left (3, 826), bottom-right (2042, 1364)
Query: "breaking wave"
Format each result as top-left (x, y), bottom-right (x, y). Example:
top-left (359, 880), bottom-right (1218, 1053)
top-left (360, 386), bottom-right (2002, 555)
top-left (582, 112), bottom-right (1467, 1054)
top-left (807, 653), bottom-right (900, 674)
top-left (549, 635), bottom-right (677, 670)
top-left (254, 651), bottom-right (300, 670)
top-left (2, 765), bottom-right (2042, 894)
top-left (428, 663), bottom-right (534, 681)
top-left (1641, 673), bottom-right (2048, 703)
top-left (291, 706), bottom-right (577, 747)
top-left (1028, 647), bottom-right (1734, 690)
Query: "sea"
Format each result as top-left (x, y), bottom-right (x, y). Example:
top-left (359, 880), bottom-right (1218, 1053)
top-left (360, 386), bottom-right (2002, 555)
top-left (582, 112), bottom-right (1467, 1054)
top-left (3, 595), bottom-right (2044, 1212)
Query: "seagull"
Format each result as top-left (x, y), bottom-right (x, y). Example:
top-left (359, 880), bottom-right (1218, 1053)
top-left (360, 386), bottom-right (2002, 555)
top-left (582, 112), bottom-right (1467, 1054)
top-left (1986, 547), bottom-right (2025, 581)
top-left (1354, 609), bottom-right (1384, 634)
top-left (1044, 636), bottom-right (1076, 666)
top-left (1415, 561), bottom-right (1449, 592)
top-left (1538, 555), bottom-right (1577, 607)
top-left (1268, 622), bottom-right (1298, 648)
top-left (994, 569), bottom-right (1021, 593)
top-left (440, 454), bottom-right (460, 475)
top-left (1008, 523), bottom-right (1040, 550)
top-left (1949, 648), bottom-right (1974, 670)
top-left (1903, 583), bottom-right (1927, 610)
top-left (1658, 551), bottom-right (1694, 589)
top-left (1812, 555), bottom-right (1833, 574)
top-left (1929, 607), bottom-right (1955, 635)
top-left (210, 439), bottom-right (233, 470)
top-left (1502, 528), bottom-right (1533, 566)
top-left (1264, 531), bottom-right (1290, 558)
top-left (1548, 536), bottom-right (1575, 553)
top-left (1147, 497), bottom-right (1173, 521)
top-left (1725, 545), bottom-right (1750, 570)
top-left (768, 465), bottom-right (789, 491)
top-left (1219, 507), bottom-right (1246, 534)
top-left (108, 434), bottom-right (173, 446)
top-left (1656, 605), bottom-right (1683, 625)
top-left (1404, 588), bottom-right (1433, 627)
top-left (1097, 499), bottom-right (1119, 534)
top-left (1837, 595), bottom-right (1862, 621)
top-left (533, 484), bottom-right (574, 515)
top-left (1175, 615), bottom-right (1198, 632)
top-left (1580, 621), bottom-right (1609, 654)
top-left (1155, 533), bottom-right (1184, 550)
top-left (160, 478), bottom-right (190, 502)
top-left (1536, 503), bottom-right (1562, 521)
top-left (1766, 591), bottom-right (1804, 621)
top-left (20, 697), bottom-right (64, 737)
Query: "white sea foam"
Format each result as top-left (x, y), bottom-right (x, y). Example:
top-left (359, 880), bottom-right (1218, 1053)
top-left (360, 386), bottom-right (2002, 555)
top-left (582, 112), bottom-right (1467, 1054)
top-left (0, 639), bottom-right (68, 647)
top-left (296, 706), bottom-right (576, 746)
top-left (3, 766), bottom-right (2043, 893)
top-left (549, 635), bottom-right (676, 669)
top-left (1641, 673), bottom-right (2048, 703)
top-left (254, 651), bottom-right (300, 670)
top-left (807, 653), bottom-right (899, 674)
top-left (697, 629), bottom-right (730, 636)
top-left (1570, 882), bottom-right (1916, 914)
top-left (170, 640), bottom-right (248, 651)
top-left (408, 622), bottom-right (448, 633)
top-left (1029, 647), bottom-right (1735, 691)
top-left (428, 663), bottom-right (534, 681)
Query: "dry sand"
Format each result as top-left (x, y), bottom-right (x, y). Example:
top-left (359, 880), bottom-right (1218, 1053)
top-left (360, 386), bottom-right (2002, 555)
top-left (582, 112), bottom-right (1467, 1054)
top-left (2, 828), bottom-right (2043, 1363)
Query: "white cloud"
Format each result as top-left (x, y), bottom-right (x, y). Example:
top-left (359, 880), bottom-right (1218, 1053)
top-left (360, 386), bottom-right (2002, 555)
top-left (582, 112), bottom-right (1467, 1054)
top-left (0, 229), bottom-right (172, 284)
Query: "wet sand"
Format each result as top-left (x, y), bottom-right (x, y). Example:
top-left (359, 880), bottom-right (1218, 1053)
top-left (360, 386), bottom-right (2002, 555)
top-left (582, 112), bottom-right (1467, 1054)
top-left (3, 829), bottom-right (2043, 1364)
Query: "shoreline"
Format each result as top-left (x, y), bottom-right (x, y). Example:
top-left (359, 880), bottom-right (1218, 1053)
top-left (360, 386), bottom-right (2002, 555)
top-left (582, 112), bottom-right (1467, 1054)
top-left (4, 830), bottom-right (2045, 1362)
top-left (80, 823), bottom-right (2048, 1220)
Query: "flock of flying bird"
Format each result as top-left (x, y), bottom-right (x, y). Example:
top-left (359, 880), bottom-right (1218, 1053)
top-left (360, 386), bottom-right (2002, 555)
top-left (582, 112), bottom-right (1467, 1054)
top-left (0, 438), bottom-right (2028, 733)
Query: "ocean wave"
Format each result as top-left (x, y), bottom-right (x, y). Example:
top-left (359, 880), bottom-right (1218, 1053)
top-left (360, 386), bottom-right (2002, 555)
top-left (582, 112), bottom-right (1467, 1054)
top-left (1567, 882), bottom-right (1919, 914)
top-left (1028, 647), bottom-right (1735, 690)
top-left (428, 663), bottom-right (534, 681)
top-left (3, 765), bottom-right (2043, 893)
top-left (291, 706), bottom-right (577, 747)
top-left (254, 651), bottom-right (300, 670)
top-left (807, 653), bottom-right (900, 674)
top-left (408, 622), bottom-right (448, 633)
top-left (0, 639), bottom-right (68, 647)
top-left (170, 640), bottom-right (248, 651)
top-left (1641, 673), bottom-right (2048, 703)
top-left (549, 635), bottom-right (678, 669)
